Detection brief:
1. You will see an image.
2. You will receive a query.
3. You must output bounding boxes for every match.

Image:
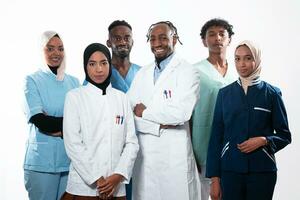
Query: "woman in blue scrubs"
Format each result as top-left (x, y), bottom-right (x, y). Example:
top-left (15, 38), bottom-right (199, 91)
top-left (23, 31), bottom-right (79, 200)
top-left (206, 40), bottom-right (291, 200)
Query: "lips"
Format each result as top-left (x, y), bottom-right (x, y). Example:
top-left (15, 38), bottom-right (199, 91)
top-left (154, 48), bottom-right (165, 54)
top-left (213, 44), bottom-right (223, 47)
top-left (50, 57), bottom-right (61, 62)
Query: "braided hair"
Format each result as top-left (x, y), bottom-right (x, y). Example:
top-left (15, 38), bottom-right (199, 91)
top-left (146, 21), bottom-right (183, 45)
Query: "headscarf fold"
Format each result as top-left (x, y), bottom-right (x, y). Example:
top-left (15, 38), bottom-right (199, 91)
top-left (83, 43), bottom-right (112, 95)
top-left (236, 40), bottom-right (261, 94)
top-left (41, 31), bottom-right (66, 81)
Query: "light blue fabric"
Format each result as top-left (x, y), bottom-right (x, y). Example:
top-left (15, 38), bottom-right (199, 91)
top-left (111, 63), bottom-right (141, 93)
top-left (23, 69), bottom-right (79, 173)
top-left (153, 54), bottom-right (174, 83)
top-left (24, 169), bottom-right (68, 200)
top-left (83, 63), bottom-right (141, 93)
top-left (192, 59), bottom-right (235, 165)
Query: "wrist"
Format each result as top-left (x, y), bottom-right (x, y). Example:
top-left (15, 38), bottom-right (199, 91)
top-left (262, 137), bottom-right (268, 146)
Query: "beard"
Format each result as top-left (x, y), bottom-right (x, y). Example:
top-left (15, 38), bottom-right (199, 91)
top-left (116, 50), bottom-right (130, 58)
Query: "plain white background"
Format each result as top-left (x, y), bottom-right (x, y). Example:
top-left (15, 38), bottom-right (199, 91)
top-left (1, 0), bottom-right (299, 199)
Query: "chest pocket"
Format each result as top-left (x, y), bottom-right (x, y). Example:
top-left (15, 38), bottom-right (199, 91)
top-left (253, 106), bottom-right (272, 128)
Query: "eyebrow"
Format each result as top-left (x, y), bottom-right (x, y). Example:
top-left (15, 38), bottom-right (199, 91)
top-left (88, 59), bottom-right (108, 62)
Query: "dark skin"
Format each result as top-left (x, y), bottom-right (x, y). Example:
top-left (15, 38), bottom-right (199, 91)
top-left (97, 174), bottom-right (124, 199)
top-left (133, 103), bottom-right (174, 129)
top-left (106, 25), bottom-right (133, 79)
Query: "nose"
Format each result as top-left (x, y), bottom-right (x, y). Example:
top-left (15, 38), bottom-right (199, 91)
top-left (53, 48), bottom-right (61, 55)
top-left (95, 63), bottom-right (103, 72)
top-left (151, 38), bottom-right (161, 48)
top-left (216, 34), bottom-right (222, 41)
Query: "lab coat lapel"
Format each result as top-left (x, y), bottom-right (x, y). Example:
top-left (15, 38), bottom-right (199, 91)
top-left (154, 54), bottom-right (180, 90)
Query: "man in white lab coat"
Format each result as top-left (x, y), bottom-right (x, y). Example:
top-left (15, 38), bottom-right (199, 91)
top-left (128, 21), bottom-right (201, 200)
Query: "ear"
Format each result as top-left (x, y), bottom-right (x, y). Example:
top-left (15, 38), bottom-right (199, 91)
top-left (106, 40), bottom-right (112, 48)
top-left (172, 36), bottom-right (177, 46)
top-left (202, 39), bottom-right (208, 47)
top-left (228, 37), bottom-right (232, 46)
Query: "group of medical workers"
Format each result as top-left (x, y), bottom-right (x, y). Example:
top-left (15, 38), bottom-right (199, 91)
top-left (23, 18), bottom-right (291, 200)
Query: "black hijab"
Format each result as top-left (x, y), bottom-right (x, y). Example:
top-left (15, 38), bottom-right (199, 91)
top-left (84, 43), bottom-right (112, 95)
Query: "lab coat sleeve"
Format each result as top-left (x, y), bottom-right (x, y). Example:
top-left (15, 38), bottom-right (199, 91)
top-left (143, 64), bottom-right (200, 126)
top-left (113, 97), bottom-right (139, 183)
top-left (63, 91), bottom-right (102, 185)
top-left (206, 91), bottom-right (223, 178)
top-left (266, 89), bottom-right (291, 153)
top-left (127, 71), bottom-right (161, 136)
top-left (24, 76), bottom-right (43, 122)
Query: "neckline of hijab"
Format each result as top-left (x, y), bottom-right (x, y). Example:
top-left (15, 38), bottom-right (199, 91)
top-left (83, 43), bottom-right (112, 95)
top-left (236, 40), bottom-right (262, 94)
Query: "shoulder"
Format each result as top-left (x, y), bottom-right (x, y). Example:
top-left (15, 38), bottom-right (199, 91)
top-left (110, 88), bottom-right (129, 104)
top-left (262, 81), bottom-right (282, 96)
top-left (64, 73), bottom-right (80, 85)
top-left (26, 69), bottom-right (45, 80)
top-left (131, 63), bottom-right (142, 70)
top-left (66, 86), bottom-right (84, 98)
top-left (193, 59), bottom-right (208, 69)
top-left (219, 81), bottom-right (238, 93)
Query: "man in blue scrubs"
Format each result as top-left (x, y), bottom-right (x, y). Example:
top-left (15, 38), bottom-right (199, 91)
top-left (106, 20), bottom-right (141, 93)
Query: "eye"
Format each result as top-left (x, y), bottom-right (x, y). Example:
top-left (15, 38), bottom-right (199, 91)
top-left (246, 56), bottom-right (253, 61)
top-left (235, 57), bottom-right (240, 61)
top-left (88, 62), bottom-right (95, 67)
top-left (124, 36), bottom-right (130, 42)
top-left (47, 47), bottom-right (54, 52)
top-left (59, 47), bottom-right (64, 52)
top-left (149, 38), bottom-right (156, 43)
top-left (114, 36), bottom-right (122, 42)
top-left (101, 61), bottom-right (108, 66)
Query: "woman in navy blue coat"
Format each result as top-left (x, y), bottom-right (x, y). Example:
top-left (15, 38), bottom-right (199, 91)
top-left (206, 40), bottom-right (291, 200)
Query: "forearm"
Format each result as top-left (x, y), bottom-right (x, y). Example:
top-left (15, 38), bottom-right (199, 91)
top-left (29, 113), bottom-right (63, 134)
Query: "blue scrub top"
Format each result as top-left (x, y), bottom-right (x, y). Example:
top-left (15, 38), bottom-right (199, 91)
top-left (83, 63), bottom-right (141, 93)
top-left (24, 69), bottom-right (79, 173)
top-left (110, 63), bottom-right (141, 93)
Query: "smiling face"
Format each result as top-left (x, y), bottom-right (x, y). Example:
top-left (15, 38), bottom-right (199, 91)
top-left (203, 26), bottom-right (231, 54)
top-left (235, 45), bottom-right (256, 78)
top-left (107, 25), bottom-right (133, 59)
top-left (87, 51), bottom-right (110, 84)
top-left (43, 36), bottom-right (64, 67)
top-left (149, 23), bottom-right (177, 61)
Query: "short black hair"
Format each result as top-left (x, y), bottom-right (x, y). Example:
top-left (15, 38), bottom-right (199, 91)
top-left (200, 18), bottom-right (234, 39)
top-left (146, 21), bottom-right (182, 45)
top-left (108, 20), bottom-right (132, 32)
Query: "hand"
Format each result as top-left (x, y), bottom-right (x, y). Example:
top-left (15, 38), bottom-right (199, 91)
top-left (237, 136), bottom-right (267, 153)
top-left (97, 174), bottom-right (124, 198)
top-left (210, 177), bottom-right (222, 200)
top-left (51, 131), bottom-right (62, 137)
top-left (97, 177), bottom-right (108, 199)
top-left (133, 103), bottom-right (146, 117)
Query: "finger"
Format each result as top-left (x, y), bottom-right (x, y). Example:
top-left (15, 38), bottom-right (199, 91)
top-left (107, 188), bottom-right (115, 197)
top-left (100, 185), bottom-right (114, 194)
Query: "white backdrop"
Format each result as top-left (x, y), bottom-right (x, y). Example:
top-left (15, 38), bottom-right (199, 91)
top-left (1, 0), bottom-right (299, 199)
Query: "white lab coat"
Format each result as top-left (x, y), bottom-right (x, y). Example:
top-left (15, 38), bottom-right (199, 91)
top-left (128, 53), bottom-right (201, 200)
top-left (63, 83), bottom-right (139, 197)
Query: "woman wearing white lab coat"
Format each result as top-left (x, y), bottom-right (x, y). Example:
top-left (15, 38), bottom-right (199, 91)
top-left (128, 21), bottom-right (201, 200)
top-left (62, 43), bottom-right (139, 200)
